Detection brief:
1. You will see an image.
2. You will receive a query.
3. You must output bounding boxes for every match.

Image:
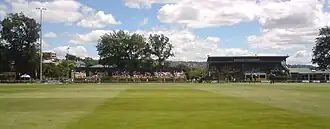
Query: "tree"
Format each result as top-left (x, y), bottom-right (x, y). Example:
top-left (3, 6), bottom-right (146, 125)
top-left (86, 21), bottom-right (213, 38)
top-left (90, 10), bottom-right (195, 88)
top-left (148, 34), bottom-right (174, 71)
top-left (83, 57), bottom-right (98, 66)
top-left (82, 57), bottom-right (98, 76)
top-left (66, 53), bottom-right (82, 61)
top-left (186, 67), bottom-right (208, 79)
top-left (312, 26), bottom-right (330, 69)
top-left (58, 60), bottom-right (76, 78)
top-left (0, 12), bottom-right (40, 78)
top-left (174, 64), bottom-right (189, 71)
top-left (43, 63), bottom-right (60, 79)
top-left (96, 30), bottom-right (149, 71)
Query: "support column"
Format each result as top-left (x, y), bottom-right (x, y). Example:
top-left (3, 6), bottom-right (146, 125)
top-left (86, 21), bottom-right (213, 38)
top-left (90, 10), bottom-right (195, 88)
top-left (308, 74), bottom-right (310, 81)
top-left (325, 74), bottom-right (327, 81)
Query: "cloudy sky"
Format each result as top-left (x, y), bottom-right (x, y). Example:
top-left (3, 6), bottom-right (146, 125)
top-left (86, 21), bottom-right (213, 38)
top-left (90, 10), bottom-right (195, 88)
top-left (1, 0), bottom-right (330, 64)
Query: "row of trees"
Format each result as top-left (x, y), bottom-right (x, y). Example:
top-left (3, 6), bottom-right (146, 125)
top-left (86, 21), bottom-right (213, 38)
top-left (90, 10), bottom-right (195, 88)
top-left (30, 55), bottom-right (99, 79)
top-left (96, 31), bottom-right (174, 72)
top-left (42, 60), bottom-right (76, 79)
top-left (0, 13), bottom-right (100, 79)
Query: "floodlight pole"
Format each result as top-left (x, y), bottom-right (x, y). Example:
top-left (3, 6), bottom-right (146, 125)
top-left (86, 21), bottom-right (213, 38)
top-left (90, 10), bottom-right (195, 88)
top-left (37, 7), bottom-right (46, 82)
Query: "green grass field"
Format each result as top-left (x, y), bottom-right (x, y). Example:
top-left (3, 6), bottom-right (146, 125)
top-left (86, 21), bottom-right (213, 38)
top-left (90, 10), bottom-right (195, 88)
top-left (1, 83), bottom-right (330, 129)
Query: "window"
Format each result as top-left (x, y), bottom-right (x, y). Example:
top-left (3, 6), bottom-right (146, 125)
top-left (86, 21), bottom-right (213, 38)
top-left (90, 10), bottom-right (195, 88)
top-left (260, 75), bottom-right (266, 78)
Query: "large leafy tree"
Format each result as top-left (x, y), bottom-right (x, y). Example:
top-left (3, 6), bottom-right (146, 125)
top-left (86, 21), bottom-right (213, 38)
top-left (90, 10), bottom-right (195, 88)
top-left (148, 34), bottom-right (174, 71)
top-left (0, 12), bottom-right (40, 78)
top-left (96, 30), bottom-right (149, 71)
top-left (312, 26), bottom-right (330, 69)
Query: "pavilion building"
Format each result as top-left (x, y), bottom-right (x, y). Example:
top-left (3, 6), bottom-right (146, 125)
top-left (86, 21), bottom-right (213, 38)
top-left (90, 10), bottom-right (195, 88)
top-left (289, 68), bottom-right (330, 82)
top-left (207, 56), bottom-right (290, 81)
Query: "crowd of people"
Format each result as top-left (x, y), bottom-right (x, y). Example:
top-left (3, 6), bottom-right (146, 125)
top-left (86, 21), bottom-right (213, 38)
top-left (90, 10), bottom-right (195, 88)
top-left (111, 71), bottom-right (186, 79)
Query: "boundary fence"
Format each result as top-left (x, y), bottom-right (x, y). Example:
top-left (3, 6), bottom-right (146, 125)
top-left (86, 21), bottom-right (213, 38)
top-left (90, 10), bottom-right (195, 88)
top-left (1, 79), bottom-right (330, 84)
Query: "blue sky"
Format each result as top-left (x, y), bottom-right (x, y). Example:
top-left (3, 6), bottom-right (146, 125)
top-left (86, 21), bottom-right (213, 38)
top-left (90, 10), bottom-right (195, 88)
top-left (0, 0), bottom-right (330, 64)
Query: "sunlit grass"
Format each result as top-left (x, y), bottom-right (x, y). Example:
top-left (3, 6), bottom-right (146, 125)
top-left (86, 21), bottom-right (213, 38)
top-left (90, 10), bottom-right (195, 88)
top-left (1, 83), bottom-right (330, 129)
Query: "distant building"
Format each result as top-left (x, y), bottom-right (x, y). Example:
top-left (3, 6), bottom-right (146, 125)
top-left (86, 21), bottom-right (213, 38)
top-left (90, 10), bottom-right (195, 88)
top-left (75, 63), bottom-right (111, 76)
top-left (43, 52), bottom-right (57, 60)
top-left (289, 68), bottom-right (330, 81)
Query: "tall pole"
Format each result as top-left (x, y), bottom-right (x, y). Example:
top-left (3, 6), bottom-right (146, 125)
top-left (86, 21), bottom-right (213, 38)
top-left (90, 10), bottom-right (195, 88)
top-left (37, 7), bottom-right (46, 81)
top-left (66, 46), bottom-right (70, 79)
top-left (66, 46), bottom-right (70, 60)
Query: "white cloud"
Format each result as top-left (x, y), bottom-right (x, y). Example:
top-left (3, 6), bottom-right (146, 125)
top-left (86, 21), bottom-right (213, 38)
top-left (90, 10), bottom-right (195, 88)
top-left (152, 0), bottom-right (329, 55)
top-left (248, 0), bottom-right (330, 50)
top-left (44, 32), bottom-right (57, 38)
top-left (6, 0), bottom-right (83, 23)
top-left (287, 50), bottom-right (313, 65)
top-left (0, 4), bottom-right (7, 18)
top-left (123, 0), bottom-right (177, 9)
top-left (42, 40), bottom-right (48, 47)
top-left (69, 30), bottom-right (112, 44)
top-left (53, 46), bottom-right (88, 59)
top-left (205, 37), bottom-right (220, 43)
top-left (5, 0), bottom-right (119, 28)
top-left (77, 11), bottom-right (121, 28)
top-left (80, 5), bottom-right (96, 16)
top-left (157, 0), bottom-right (261, 28)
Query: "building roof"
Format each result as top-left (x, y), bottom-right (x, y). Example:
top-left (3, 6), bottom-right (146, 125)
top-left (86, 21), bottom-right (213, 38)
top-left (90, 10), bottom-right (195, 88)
top-left (208, 56), bottom-right (289, 58)
top-left (43, 60), bottom-right (55, 64)
top-left (90, 64), bottom-right (104, 68)
top-left (207, 56), bottom-right (289, 62)
top-left (289, 68), bottom-right (330, 74)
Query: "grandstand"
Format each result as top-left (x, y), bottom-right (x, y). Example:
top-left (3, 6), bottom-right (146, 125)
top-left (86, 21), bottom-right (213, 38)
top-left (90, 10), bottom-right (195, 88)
top-left (207, 56), bottom-right (290, 81)
top-left (71, 61), bottom-right (187, 83)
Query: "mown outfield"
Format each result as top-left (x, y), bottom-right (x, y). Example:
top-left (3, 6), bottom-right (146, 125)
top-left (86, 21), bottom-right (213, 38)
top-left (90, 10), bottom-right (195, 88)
top-left (1, 83), bottom-right (330, 129)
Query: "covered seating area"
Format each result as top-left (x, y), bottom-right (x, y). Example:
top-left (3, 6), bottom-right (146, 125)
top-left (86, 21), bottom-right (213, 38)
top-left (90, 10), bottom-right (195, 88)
top-left (289, 68), bottom-right (330, 82)
top-left (207, 56), bottom-right (289, 81)
top-left (244, 72), bottom-right (267, 81)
